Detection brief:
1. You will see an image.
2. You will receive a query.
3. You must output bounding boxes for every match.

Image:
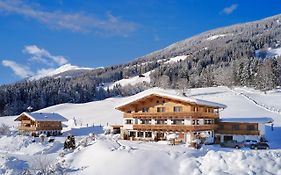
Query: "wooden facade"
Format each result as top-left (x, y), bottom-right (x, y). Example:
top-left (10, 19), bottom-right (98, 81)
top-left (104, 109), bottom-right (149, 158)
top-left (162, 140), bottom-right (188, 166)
top-left (217, 122), bottom-right (260, 135)
top-left (116, 93), bottom-right (223, 144)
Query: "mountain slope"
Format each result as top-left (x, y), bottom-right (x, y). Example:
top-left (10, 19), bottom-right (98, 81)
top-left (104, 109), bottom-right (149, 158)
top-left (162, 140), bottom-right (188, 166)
top-left (2, 14), bottom-right (281, 116)
top-left (136, 14), bottom-right (281, 62)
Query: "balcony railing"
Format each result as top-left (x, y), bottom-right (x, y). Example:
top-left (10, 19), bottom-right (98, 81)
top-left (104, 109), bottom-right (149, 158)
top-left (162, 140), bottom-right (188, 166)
top-left (124, 112), bottom-right (218, 119)
top-left (133, 124), bottom-right (218, 132)
top-left (216, 130), bottom-right (260, 135)
top-left (18, 126), bottom-right (62, 131)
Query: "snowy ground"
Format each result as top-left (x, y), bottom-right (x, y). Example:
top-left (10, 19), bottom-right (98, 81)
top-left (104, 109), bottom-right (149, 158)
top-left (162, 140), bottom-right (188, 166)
top-left (1, 86), bottom-right (281, 174)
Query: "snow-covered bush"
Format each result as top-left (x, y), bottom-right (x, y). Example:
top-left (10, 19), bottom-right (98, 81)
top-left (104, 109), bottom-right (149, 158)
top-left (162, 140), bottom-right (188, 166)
top-left (0, 123), bottom-right (10, 136)
top-left (28, 155), bottom-right (55, 175)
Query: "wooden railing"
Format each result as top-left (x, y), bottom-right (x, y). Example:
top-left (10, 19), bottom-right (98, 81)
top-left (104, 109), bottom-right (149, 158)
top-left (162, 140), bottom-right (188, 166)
top-left (216, 130), bottom-right (260, 135)
top-left (124, 112), bottom-right (218, 119)
top-left (18, 126), bottom-right (62, 131)
top-left (133, 124), bottom-right (218, 132)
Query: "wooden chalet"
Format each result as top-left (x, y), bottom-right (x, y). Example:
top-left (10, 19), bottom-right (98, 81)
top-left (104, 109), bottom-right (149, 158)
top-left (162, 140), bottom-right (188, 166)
top-left (116, 88), bottom-right (226, 144)
top-left (14, 112), bottom-right (68, 136)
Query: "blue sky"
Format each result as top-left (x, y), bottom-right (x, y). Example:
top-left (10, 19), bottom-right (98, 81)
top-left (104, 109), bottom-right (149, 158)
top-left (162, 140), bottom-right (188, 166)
top-left (1, 0), bottom-right (281, 84)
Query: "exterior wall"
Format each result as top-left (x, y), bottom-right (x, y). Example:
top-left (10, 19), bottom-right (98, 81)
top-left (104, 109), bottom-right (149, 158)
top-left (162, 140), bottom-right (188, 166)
top-left (258, 123), bottom-right (266, 136)
top-left (217, 134), bottom-right (259, 143)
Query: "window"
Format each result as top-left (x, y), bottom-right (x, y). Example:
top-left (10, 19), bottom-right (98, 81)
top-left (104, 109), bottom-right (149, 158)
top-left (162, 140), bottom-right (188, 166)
top-left (247, 125), bottom-right (255, 131)
top-left (157, 107), bottom-right (165, 112)
top-left (129, 131), bottom-right (136, 137)
top-left (156, 100), bottom-right (159, 103)
top-left (125, 120), bottom-right (132, 124)
top-left (137, 132), bottom-right (144, 137)
top-left (127, 110), bottom-right (132, 113)
top-left (156, 119), bottom-right (167, 124)
top-left (142, 107), bottom-right (149, 113)
top-left (172, 119), bottom-right (184, 125)
top-left (192, 120), bottom-right (199, 125)
top-left (174, 106), bottom-right (183, 112)
top-left (145, 132), bottom-right (152, 138)
top-left (191, 106), bottom-right (198, 112)
top-left (140, 119), bottom-right (151, 124)
top-left (204, 108), bottom-right (208, 112)
top-left (208, 108), bottom-right (214, 113)
top-left (204, 119), bottom-right (212, 124)
top-left (232, 124), bottom-right (239, 130)
top-left (162, 100), bottom-right (165, 103)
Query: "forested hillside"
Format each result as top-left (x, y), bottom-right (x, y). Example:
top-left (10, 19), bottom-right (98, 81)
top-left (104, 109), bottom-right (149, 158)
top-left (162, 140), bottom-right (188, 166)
top-left (2, 14), bottom-right (281, 116)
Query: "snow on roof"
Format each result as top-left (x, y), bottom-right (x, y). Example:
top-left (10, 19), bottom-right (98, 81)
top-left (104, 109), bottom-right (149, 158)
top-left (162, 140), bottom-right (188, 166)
top-left (116, 88), bottom-right (227, 109)
top-left (220, 117), bottom-right (273, 124)
top-left (15, 112), bottom-right (68, 122)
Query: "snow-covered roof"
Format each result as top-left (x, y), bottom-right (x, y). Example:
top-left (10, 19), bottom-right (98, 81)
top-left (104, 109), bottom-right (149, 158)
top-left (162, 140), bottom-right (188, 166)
top-left (15, 112), bottom-right (68, 122)
top-left (220, 117), bottom-right (273, 124)
top-left (116, 88), bottom-right (227, 109)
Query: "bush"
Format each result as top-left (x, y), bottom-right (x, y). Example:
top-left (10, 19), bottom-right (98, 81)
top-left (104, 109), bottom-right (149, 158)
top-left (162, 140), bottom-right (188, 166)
top-left (0, 123), bottom-right (10, 136)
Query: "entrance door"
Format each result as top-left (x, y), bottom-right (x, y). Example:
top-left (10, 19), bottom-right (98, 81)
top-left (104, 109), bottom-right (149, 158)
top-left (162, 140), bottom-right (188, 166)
top-left (215, 135), bottom-right (221, 144)
top-left (156, 132), bottom-right (165, 141)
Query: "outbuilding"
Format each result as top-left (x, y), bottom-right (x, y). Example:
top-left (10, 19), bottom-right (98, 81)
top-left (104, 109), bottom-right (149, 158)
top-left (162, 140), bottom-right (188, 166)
top-left (14, 112), bottom-right (68, 136)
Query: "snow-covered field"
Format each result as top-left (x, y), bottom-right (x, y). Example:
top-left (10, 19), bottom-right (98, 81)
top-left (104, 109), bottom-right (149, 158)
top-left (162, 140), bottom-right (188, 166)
top-left (1, 86), bottom-right (281, 175)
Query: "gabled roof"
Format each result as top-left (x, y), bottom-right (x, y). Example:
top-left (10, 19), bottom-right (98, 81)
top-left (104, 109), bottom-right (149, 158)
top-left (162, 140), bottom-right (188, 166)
top-left (116, 88), bottom-right (227, 110)
top-left (220, 117), bottom-right (273, 124)
top-left (14, 112), bottom-right (68, 122)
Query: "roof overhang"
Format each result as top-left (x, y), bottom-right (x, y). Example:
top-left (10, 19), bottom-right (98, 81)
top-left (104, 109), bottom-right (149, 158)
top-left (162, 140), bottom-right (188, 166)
top-left (115, 90), bottom-right (227, 112)
top-left (220, 117), bottom-right (274, 124)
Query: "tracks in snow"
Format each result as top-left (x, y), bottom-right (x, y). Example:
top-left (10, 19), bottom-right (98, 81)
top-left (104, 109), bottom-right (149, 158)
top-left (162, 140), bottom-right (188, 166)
top-left (228, 87), bottom-right (281, 115)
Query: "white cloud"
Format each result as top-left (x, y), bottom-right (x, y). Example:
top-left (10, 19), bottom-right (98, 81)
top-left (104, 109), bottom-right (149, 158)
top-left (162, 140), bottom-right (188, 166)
top-left (2, 60), bottom-right (34, 78)
top-left (222, 4), bottom-right (238, 15)
top-left (0, 0), bottom-right (138, 36)
top-left (23, 45), bottom-right (68, 66)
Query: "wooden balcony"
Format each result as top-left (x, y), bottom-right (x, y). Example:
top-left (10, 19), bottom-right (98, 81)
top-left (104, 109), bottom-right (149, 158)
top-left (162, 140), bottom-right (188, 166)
top-left (18, 126), bottom-right (37, 131)
top-left (18, 125), bottom-right (62, 131)
top-left (216, 130), bottom-right (260, 135)
top-left (133, 124), bottom-right (218, 132)
top-left (124, 112), bottom-right (218, 119)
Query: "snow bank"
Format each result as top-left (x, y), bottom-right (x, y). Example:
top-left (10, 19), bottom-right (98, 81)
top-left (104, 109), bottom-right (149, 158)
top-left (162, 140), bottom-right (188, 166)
top-left (179, 150), bottom-right (281, 175)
